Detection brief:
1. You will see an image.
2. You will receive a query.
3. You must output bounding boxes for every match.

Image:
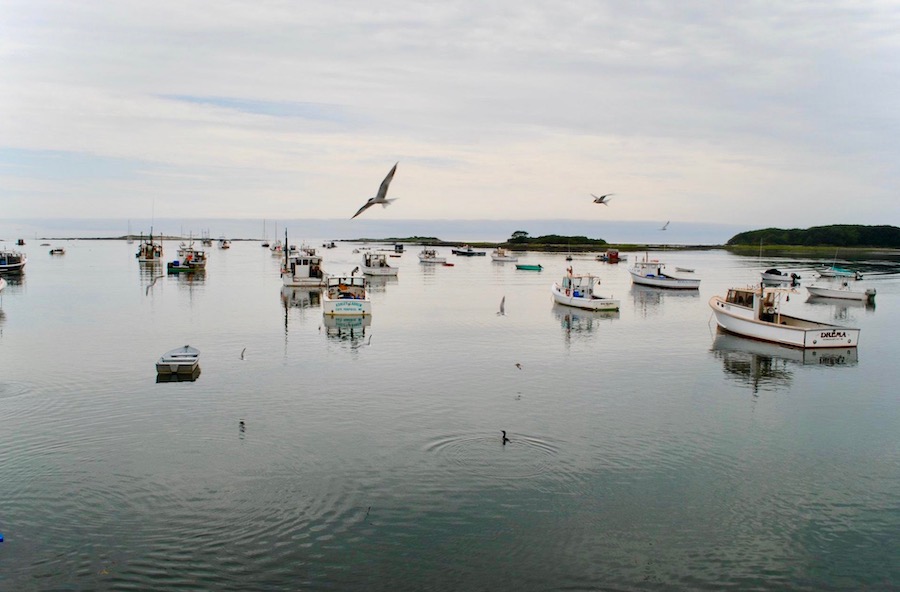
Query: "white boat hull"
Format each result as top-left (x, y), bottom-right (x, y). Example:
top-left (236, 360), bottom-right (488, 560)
top-left (283, 274), bottom-right (325, 287)
top-left (629, 269), bottom-right (700, 289)
top-left (362, 266), bottom-right (398, 276)
top-left (807, 286), bottom-right (874, 302)
top-left (760, 273), bottom-right (793, 282)
top-left (418, 256), bottom-right (446, 264)
top-left (709, 296), bottom-right (859, 348)
top-left (551, 284), bottom-right (619, 311)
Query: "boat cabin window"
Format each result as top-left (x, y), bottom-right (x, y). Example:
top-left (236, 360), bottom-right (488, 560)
top-left (726, 290), bottom-right (753, 307)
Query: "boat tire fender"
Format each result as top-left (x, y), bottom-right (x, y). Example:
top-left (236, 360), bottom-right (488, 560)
top-left (765, 307), bottom-right (775, 315)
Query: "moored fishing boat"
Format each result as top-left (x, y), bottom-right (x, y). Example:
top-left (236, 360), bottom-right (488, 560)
top-left (452, 245), bottom-right (486, 256)
top-left (217, 236), bottom-right (231, 249)
top-left (0, 249), bottom-right (27, 273)
top-left (322, 275), bottom-right (371, 316)
top-left (761, 268), bottom-right (800, 283)
top-left (629, 255), bottom-right (700, 289)
top-left (49, 247), bottom-right (65, 255)
top-left (361, 252), bottom-right (398, 276)
top-left (135, 231), bottom-right (163, 263)
top-left (807, 283), bottom-right (876, 303)
top-left (551, 268), bottom-right (619, 311)
top-left (490, 247), bottom-right (518, 262)
top-left (418, 248), bottom-right (446, 264)
top-left (281, 231), bottom-right (325, 287)
top-left (167, 241), bottom-right (207, 273)
top-left (156, 345), bottom-right (200, 374)
top-left (709, 285), bottom-right (860, 348)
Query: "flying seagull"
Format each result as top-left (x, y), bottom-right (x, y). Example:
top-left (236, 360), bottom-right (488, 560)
top-left (351, 162), bottom-right (399, 219)
top-left (591, 193), bottom-right (613, 205)
top-left (660, 221), bottom-right (670, 231)
top-left (497, 296), bottom-right (506, 316)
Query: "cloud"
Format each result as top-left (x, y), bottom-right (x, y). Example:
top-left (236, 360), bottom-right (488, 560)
top-left (1, 0), bottom-right (898, 226)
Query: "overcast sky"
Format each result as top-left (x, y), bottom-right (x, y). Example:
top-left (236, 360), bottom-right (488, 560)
top-left (2, 1), bottom-right (898, 227)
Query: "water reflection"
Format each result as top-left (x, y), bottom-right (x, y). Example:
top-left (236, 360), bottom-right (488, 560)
top-left (552, 304), bottom-right (619, 340)
top-left (155, 367), bottom-right (201, 383)
top-left (366, 275), bottom-right (398, 292)
top-left (281, 287), bottom-right (321, 309)
top-left (630, 283), bottom-right (699, 317)
top-left (806, 295), bottom-right (875, 321)
top-left (323, 314), bottom-right (371, 341)
top-left (712, 332), bottom-right (858, 394)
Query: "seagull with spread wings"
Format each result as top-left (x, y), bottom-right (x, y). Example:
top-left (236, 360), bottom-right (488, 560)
top-left (351, 162), bottom-right (399, 219)
top-left (660, 221), bottom-right (670, 231)
top-left (591, 193), bottom-right (613, 205)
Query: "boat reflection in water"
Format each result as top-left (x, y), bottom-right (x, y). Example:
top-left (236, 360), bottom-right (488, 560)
top-left (323, 313), bottom-right (371, 341)
top-left (712, 332), bottom-right (858, 394)
top-left (630, 283), bottom-right (699, 317)
top-left (806, 295), bottom-right (875, 322)
top-left (156, 367), bottom-right (201, 383)
top-left (366, 274), bottom-right (398, 293)
top-left (281, 286), bottom-right (321, 310)
top-left (552, 303), bottom-right (619, 341)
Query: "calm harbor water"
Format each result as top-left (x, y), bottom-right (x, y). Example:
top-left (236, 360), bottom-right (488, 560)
top-left (1, 240), bottom-right (898, 590)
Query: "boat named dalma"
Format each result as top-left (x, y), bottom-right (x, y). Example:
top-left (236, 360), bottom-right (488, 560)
top-left (709, 285), bottom-right (859, 348)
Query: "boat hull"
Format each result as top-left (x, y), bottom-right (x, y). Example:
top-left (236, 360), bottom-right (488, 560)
top-left (361, 266), bottom-right (398, 276)
top-left (551, 285), bottom-right (619, 311)
top-left (515, 264), bottom-right (542, 271)
top-left (709, 296), bottom-right (859, 348)
top-left (629, 270), bottom-right (700, 289)
top-left (418, 257), bottom-right (446, 264)
top-left (806, 286), bottom-right (874, 302)
top-left (283, 276), bottom-right (326, 287)
top-left (156, 346), bottom-right (201, 374)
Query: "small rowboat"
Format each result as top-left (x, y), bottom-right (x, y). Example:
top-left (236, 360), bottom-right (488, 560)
top-left (515, 264), bottom-right (543, 271)
top-left (156, 345), bottom-right (200, 374)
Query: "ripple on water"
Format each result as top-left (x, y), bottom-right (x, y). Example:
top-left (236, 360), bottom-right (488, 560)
top-left (424, 432), bottom-right (585, 489)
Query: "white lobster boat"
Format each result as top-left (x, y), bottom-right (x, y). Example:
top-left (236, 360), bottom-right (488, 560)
top-left (807, 283), bottom-right (876, 303)
top-left (490, 247), bottom-right (518, 262)
top-left (281, 231), bottom-right (325, 286)
top-left (361, 252), bottom-right (398, 276)
top-left (709, 285), bottom-right (860, 349)
top-left (135, 231), bottom-right (163, 263)
top-left (418, 248), bottom-right (446, 264)
top-left (156, 345), bottom-right (200, 374)
top-left (323, 276), bottom-right (371, 316)
top-left (551, 270), bottom-right (619, 311)
top-left (629, 256), bottom-right (700, 289)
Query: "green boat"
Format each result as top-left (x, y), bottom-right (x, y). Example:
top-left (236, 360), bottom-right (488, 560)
top-left (515, 264), bottom-right (543, 271)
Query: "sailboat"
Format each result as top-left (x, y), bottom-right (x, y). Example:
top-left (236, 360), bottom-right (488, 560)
top-left (261, 220), bottom-right (270, 248)
top-left (126, 221), bottom-right (134, 244)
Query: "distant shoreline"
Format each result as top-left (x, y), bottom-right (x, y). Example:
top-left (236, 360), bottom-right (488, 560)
top-left (5, 236), bottom-right (898, 257)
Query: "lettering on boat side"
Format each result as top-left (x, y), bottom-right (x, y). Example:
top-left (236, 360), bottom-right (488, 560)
top-left (819, 330), bottom-right (847, 339)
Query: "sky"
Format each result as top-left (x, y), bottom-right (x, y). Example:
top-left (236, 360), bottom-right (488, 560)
top-left (1, 1), bottom-right (899, 229)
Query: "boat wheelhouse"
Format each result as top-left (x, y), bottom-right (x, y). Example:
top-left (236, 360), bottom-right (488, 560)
top-left (709, 285), bottom-right (860, 349)
top-left (361, 252), bottom-right (398, 276)
top-left (282, 252), bottom-right (325, 287)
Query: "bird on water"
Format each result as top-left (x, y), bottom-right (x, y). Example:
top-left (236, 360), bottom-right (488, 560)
top-left (502, 430), bottom-right (510, 445)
